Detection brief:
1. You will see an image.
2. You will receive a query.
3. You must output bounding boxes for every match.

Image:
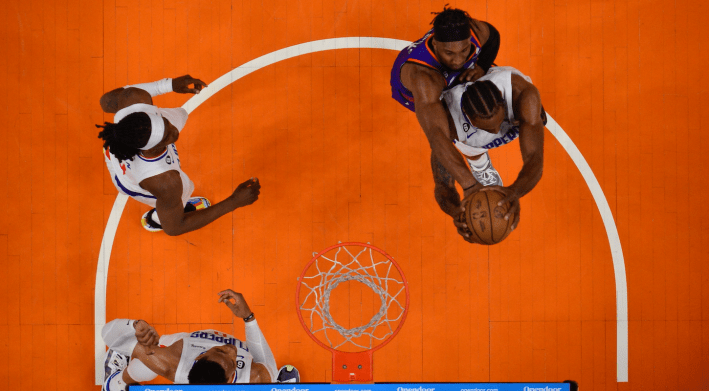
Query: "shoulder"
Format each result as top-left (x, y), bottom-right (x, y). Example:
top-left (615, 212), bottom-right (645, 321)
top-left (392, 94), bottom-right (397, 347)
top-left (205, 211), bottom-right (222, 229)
top-left (511, 74), bottom-right (542, 124)
top-left (139, 169), bottom-right (183, 199)
top-left (401, 63), bottom-right (446, 101)
top-left (249, 363), bottom-right (272, 383)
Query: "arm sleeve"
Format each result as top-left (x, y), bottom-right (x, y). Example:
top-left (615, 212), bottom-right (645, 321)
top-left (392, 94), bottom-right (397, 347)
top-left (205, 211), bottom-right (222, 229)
top-left (126, 359), bottom-right (159, 382)
top-left (124, 78), bottom-right (173, 97)
top-left (101, 319), bottom-right (139, 357)
top-left (475, 22), bottom-right (500, 73)
top-left (244, 320), bottom-right (278, 382)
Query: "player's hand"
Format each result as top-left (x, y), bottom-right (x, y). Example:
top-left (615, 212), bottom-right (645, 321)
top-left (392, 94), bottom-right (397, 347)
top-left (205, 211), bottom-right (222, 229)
top-left (458, 65), bottom-right (486, 83)
top-left (453, 207), bottom-right (477, 243)
top-left (218, 289), bottom-right (253, 319)
top-left (455, 188), bottom-right (485, 243)
top-left (479, 185), bottom-right (521, 230)
top-left (230, 177), bottom-right (261, 209)
top-left (133, 320), bottom-right (160, 355)
top-left (172, 75), bottom-right (208, 94)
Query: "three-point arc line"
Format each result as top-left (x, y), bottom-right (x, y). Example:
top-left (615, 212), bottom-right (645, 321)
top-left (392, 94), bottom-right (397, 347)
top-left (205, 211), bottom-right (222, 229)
top-left (93, 37), bottom-right (629, 384)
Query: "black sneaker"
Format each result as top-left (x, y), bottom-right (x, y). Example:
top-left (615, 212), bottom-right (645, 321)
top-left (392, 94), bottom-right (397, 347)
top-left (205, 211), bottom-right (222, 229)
top-left (276, 365), bottom-right (300, 383)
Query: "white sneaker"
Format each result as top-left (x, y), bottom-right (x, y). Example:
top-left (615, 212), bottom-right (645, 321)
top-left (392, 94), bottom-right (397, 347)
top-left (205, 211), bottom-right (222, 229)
top-left (102, 349), bottom-right (129, 391)
top-left (140, 209), bottom-right (162, 232)
top-left (277, 364), bottom-right (300, 383)
top-left (470, 155), bottom-right (503, 187)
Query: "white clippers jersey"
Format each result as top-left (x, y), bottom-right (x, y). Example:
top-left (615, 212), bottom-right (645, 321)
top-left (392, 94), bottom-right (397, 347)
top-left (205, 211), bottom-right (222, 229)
top-left (441, 66), bottom-right (533, 157)
top-left (103, 104), bottom-right (194, 208)
top-left (159, 330), bottom-right (254, 384)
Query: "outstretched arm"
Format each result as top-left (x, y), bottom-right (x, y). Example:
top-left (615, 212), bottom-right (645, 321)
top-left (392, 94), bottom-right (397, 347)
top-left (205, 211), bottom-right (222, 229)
top-left (406, 65), bottom-right (478, 191)
top-left (508, 80), bottom-right (544, 199)
top-left (218, 289), bottom-right (279, 383)
top-left (479, 75), bottom-right (544, 230)
top-left (140, 172), bottom-right (261, 236)
top-left (99, 75), bottom-right (207, 113)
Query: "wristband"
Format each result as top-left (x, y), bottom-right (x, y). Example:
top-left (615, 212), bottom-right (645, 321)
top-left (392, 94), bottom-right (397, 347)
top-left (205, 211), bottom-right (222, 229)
top-left (124, 78), bottom-right (173, 97)
top-left (243, 313), bottom-right (255, 322)
top-left (463, 183), bottom-right (478, 192)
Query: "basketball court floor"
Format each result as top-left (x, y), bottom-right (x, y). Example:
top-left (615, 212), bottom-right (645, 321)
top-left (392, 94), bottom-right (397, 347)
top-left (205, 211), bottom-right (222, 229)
top-left (1, 0), bottom-right (708, 389)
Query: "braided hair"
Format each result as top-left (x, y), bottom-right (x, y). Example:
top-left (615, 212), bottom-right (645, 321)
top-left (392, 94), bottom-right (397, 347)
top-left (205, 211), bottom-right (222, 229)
top-left (430, 5), bottom-right (474, 38)
top-left (96, 112), bottom-right (152, 162)
top-left (461, 80), bottom-right (505, 120)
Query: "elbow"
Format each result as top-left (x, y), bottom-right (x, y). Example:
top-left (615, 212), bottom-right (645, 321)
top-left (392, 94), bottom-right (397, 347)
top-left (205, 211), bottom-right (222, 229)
top-left (163, 227), bottom-right (183, 237)
top-left (99, 92), bottom-right (121, 114)
top-left (99, 94), bottom-right (111, 113)
top-left (161, 223), bottom-right (185, 237)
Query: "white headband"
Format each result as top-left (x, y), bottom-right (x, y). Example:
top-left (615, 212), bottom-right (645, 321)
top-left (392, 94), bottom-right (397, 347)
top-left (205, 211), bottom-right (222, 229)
top-left (114, 103), bottom-right (166, 150)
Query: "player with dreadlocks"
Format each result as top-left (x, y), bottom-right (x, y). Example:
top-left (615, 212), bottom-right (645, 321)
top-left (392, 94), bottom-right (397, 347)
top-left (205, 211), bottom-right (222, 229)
top-left (98, 75), bottom-right (261, 235)
top-left (436, 66), bottom-right (547, 242)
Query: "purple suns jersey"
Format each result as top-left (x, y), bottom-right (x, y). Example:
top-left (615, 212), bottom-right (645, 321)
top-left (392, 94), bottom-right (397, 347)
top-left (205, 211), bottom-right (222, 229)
top-left (390, 28), bottom-right (483, 112)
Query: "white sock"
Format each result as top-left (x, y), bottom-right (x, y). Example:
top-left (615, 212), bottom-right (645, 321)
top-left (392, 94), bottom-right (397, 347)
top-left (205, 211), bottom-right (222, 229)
top-left (151, 210), bottom-right (161, 225)
top-left (468, 153), bottom-right (490, 172)
top-left (107, 369), bottom-right (127, 391)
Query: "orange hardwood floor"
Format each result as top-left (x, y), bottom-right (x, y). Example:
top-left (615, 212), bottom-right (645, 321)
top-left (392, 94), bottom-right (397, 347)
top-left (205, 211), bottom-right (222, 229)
top-left (0, 0), bottom-right (707, 390)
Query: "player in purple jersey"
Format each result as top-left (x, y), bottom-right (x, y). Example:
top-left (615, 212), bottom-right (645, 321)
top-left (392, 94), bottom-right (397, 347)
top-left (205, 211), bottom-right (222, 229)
top-left (389, 7), bottom-right (502, 242)
top-left (390, 8), bottom-right (499, 111)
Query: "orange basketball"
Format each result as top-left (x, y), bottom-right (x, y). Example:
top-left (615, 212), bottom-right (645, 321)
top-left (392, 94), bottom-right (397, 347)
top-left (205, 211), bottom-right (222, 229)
top-left (463, 190), bottom-right (516, 245)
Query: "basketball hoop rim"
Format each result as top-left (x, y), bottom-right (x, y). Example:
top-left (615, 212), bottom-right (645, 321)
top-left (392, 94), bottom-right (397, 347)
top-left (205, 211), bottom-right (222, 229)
top-left (295, 242), bottom-right (410, 354)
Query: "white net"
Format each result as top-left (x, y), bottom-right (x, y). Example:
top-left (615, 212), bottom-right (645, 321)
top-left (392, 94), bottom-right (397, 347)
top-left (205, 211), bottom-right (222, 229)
top-left (298, 243), bottom-right (407, 351)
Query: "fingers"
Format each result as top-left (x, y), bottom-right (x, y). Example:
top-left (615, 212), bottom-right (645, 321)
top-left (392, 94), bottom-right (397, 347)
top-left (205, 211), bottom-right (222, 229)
top-left (240, 177), bottom-right (260, 187)
top-left (218, 289), bottom-right (236, 298)
top-left (498, 193), bottom-right (515, 207)
top-left (135, 326), bottom-right (158, 341)
top-left (511, 207), bottom-right (521, 230)
top-left (504, 205), bottom-right (516, 221)
top-left (136, 327), bottom-right (159, 348)
top-left (218, 289), bottom-right (241, 306)
top-left (193, 79), bottom-right (208, 89)
top-left (452, 212), bottom-right (475, 241)
top-left (176, 75), bottom-right (208, 94)
top-left (458, 68), bottom-right (479, 83)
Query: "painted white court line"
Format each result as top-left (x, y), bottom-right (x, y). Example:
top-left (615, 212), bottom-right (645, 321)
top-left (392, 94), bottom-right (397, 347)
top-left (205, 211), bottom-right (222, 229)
top-left (544, 116), bottom-right (628, 381)
top-left (94, 37), bottom-right (628, 384)
top-left (94, 193), bottom-right (128, 383)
